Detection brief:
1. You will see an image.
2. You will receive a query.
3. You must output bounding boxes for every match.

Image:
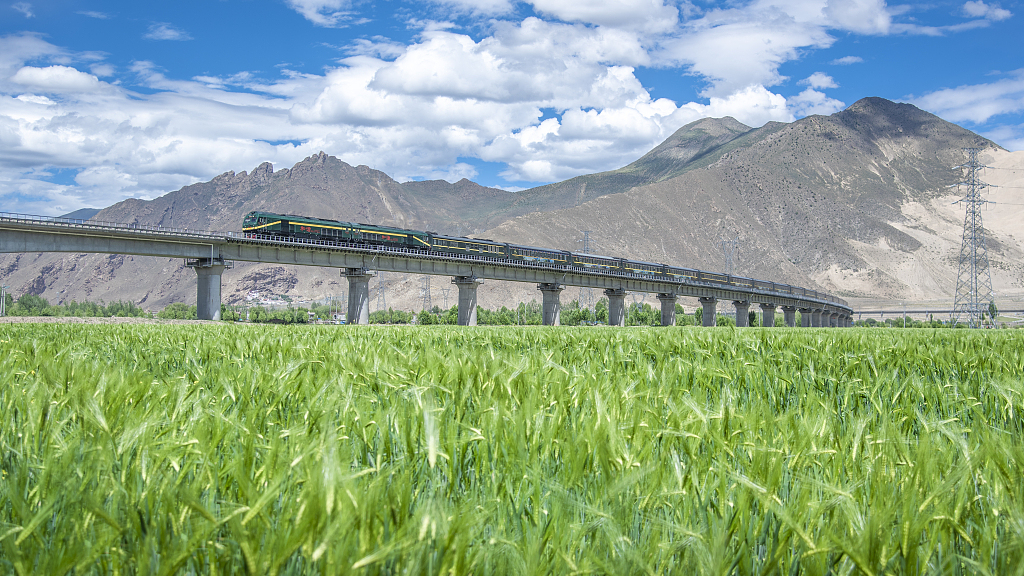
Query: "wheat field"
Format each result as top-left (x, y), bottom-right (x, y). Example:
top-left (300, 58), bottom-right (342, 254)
top-left (1, 324), bottom-right (1023, 575)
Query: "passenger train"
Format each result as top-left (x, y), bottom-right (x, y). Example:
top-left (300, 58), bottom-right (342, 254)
top-left (242, 211), bottom-right (841, 303)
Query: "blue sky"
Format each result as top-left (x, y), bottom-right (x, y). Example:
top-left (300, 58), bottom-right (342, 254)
top-left (1, 0), bottom-right (1021, 215)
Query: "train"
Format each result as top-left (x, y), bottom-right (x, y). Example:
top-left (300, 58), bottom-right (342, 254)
top-left (241, 210), bottom-right (840, 303)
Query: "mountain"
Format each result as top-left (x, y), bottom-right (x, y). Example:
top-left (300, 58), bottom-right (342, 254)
top-left (478, 98), bottom-right (1024, 306)
top-left (2, 97), bottom-right (1022, 313)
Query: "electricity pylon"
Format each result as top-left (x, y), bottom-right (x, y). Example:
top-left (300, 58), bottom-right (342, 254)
top-left (951, 147), bottom-right (994, 328)
top-left (720, 236), bottom-right (739, 275)
top-left (576, 230), bottom-right (595, 310)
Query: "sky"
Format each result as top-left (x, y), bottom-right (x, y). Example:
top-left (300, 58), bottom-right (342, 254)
top-left (0, 0), bottom-right (1021, 216)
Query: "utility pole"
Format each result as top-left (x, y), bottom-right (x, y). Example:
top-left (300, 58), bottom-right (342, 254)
top-left (720, 236), bottom-right (739, 275)
top-left (951, 148), bottom-right (994, 329)
top-left (0, 285), bottom-right (8, 316)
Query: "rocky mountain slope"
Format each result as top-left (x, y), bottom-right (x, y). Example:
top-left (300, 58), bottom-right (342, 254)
top-left (2, 97), bottom-right (1022, 313)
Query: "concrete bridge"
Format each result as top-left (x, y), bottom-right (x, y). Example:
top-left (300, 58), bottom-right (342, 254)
top-left (0, 212), bottom-right (854, 327)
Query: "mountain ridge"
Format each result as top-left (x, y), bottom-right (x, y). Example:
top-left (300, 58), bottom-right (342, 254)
top-left (2, 97), bottom-right (1022, 312)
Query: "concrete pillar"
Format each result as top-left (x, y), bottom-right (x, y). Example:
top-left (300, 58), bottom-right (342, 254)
top-left (799, 308), bottom-right (813, 327)
top-left (657, 293), bottom-right (677, 326)
top-left (699, 297), bottom-right (717, 327)
top-left (760, 303), bottom-right (776, 328)
top-left (194, 263), bottom-right (226, 321)
top-left (538, 283), bottom-right (564, 326)
top-left (605, 288), bottom-right (626, 327)
top-left (454, 276), bottom-right (483, 326)
top-left (734, 300), bottom-right (750, 327)
top-left (345, 268), bottom-right (374, 325)
top-left (830, 313), bottom-right (839, 328)
top-left (811, 309), bottom-right (823, 327)
top-left (782, 306), bottom-right (796, 327)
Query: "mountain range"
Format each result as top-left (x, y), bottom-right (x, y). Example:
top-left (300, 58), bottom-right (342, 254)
top-left (2, 97), bottom-right (1022, 314)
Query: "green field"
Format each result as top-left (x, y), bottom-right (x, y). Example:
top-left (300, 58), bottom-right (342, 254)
top-left (2, 325), bottom-right (1023, 575)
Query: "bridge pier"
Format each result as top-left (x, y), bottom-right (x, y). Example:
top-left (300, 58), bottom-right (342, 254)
top-left (809, 309), bottom-right (821, 327)
top-left (189, 259), bottom-right (227, 321)
top-left (733, 300), bottom-right (750, 327)
top-left (829, 312), bottom-right (839, 328)
top-left (538, 283), bottom-right (564, 326)
top-left (782, 306), bottom-right (796, 327)
top-left (799, 307), bottom-right (813, 327)
top-left (605, 289), bottom-right (626, 326)
top-left (699, 297), bottom-right (717, 327)
top-left (454, 276), bottom-right (483, 326)
top-left (344, 268), bottom-right (374, 325)
top-left (760, 303), bottom-right (776, 328)
top-left (657, 293), bottom-right (677, 326)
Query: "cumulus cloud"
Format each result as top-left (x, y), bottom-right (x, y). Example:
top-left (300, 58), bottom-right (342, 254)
top-left (0, 0), bottom-right (1016, 215)
top-left (824, 0), bottom-right (891, 34)
top-left (800, 72), bottom-right (838, 89)
top-left (789, 88), bottom-right (845, 116)
top-left (144, 23), bottom-right (192, 41)
top-left (431, 0), bottom-right (515, 16)
top-left (285, 0), bottom-right (354, 27)
top-left (912, 70), bottom-right (1024, 124)
top-left (528, 0), bottom-right (680, 32)
top-left (12, 65), bottom-right (103, 93)
top-left (11, 2), bottom-right (32, 17)
top-left (963, 0), bottom-right (1011, 20)
top-left (831, 55), bottom-right (863, 65)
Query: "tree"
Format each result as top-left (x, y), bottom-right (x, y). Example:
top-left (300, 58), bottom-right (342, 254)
top-left (748, 310), bottom-right (759, 327)
top-left (694, 307), bottom-right (702, 325)
top-left (595, 298), bottom-right (609, 324)
top-left (158, 302), bottom-right (197, 319)
top-left (13, 294), bottom-right (49, 316)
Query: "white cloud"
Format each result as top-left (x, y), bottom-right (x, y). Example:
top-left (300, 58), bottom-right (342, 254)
top-left (528, 0), bottom-right (680, 32)
top-left (800, 72), bottom-right (838, 89)
top-left (831, 55), bottom-right (863, 65)
top-left (981, 124), bottom-right (1024, 151)
top-left (2, 0), bottom-right (1015, 216)
top-left (89, 63), bottom-right (115, 77)
top-left (77, 10), bottom-right (109, 19)
top-left (11, 2), bottom-right (32, 17)
top-left (12, 66), bottom-right (103, 93)
top-left (963, 0), bottom-right (1011, 20)
top-left (663, 7), bottom-right (835, 96)
top-left (823, 0), bottom-right (891, 34)
top-left (912, 70), bottom-right (1024, 124)
top-left (431, 0), bottom-right (515, 16)
top-left (285, 0), bottom-right (353, 27)
top-left (789, 87), bottom-right (845, 116)
top-left (144, 23), bottom-right (192, 41)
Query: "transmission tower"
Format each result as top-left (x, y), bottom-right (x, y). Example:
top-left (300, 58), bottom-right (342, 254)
top-left (952, 147), bottom-right (995, 328)
top-left (720, 236), bottom-right (739, 275)
top-left (420, 276), bottom-right (432, 311)
top-left (439, 286), bottom-right (451, 310)
top-left (576, 230), bottom-right (595, 310)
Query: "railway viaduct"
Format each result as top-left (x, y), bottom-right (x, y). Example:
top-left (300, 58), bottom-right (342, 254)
top-left (0, 213), bottom-right (854, 327)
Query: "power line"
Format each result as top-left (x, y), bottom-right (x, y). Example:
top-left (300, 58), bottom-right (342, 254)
top-left (952, 148), bottom-right (994, 329)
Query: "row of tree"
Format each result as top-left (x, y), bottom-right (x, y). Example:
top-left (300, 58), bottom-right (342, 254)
top-left (2, 294), bottom-right (149, 318)
top-left (2, 293), bottom-right (1011, 328)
